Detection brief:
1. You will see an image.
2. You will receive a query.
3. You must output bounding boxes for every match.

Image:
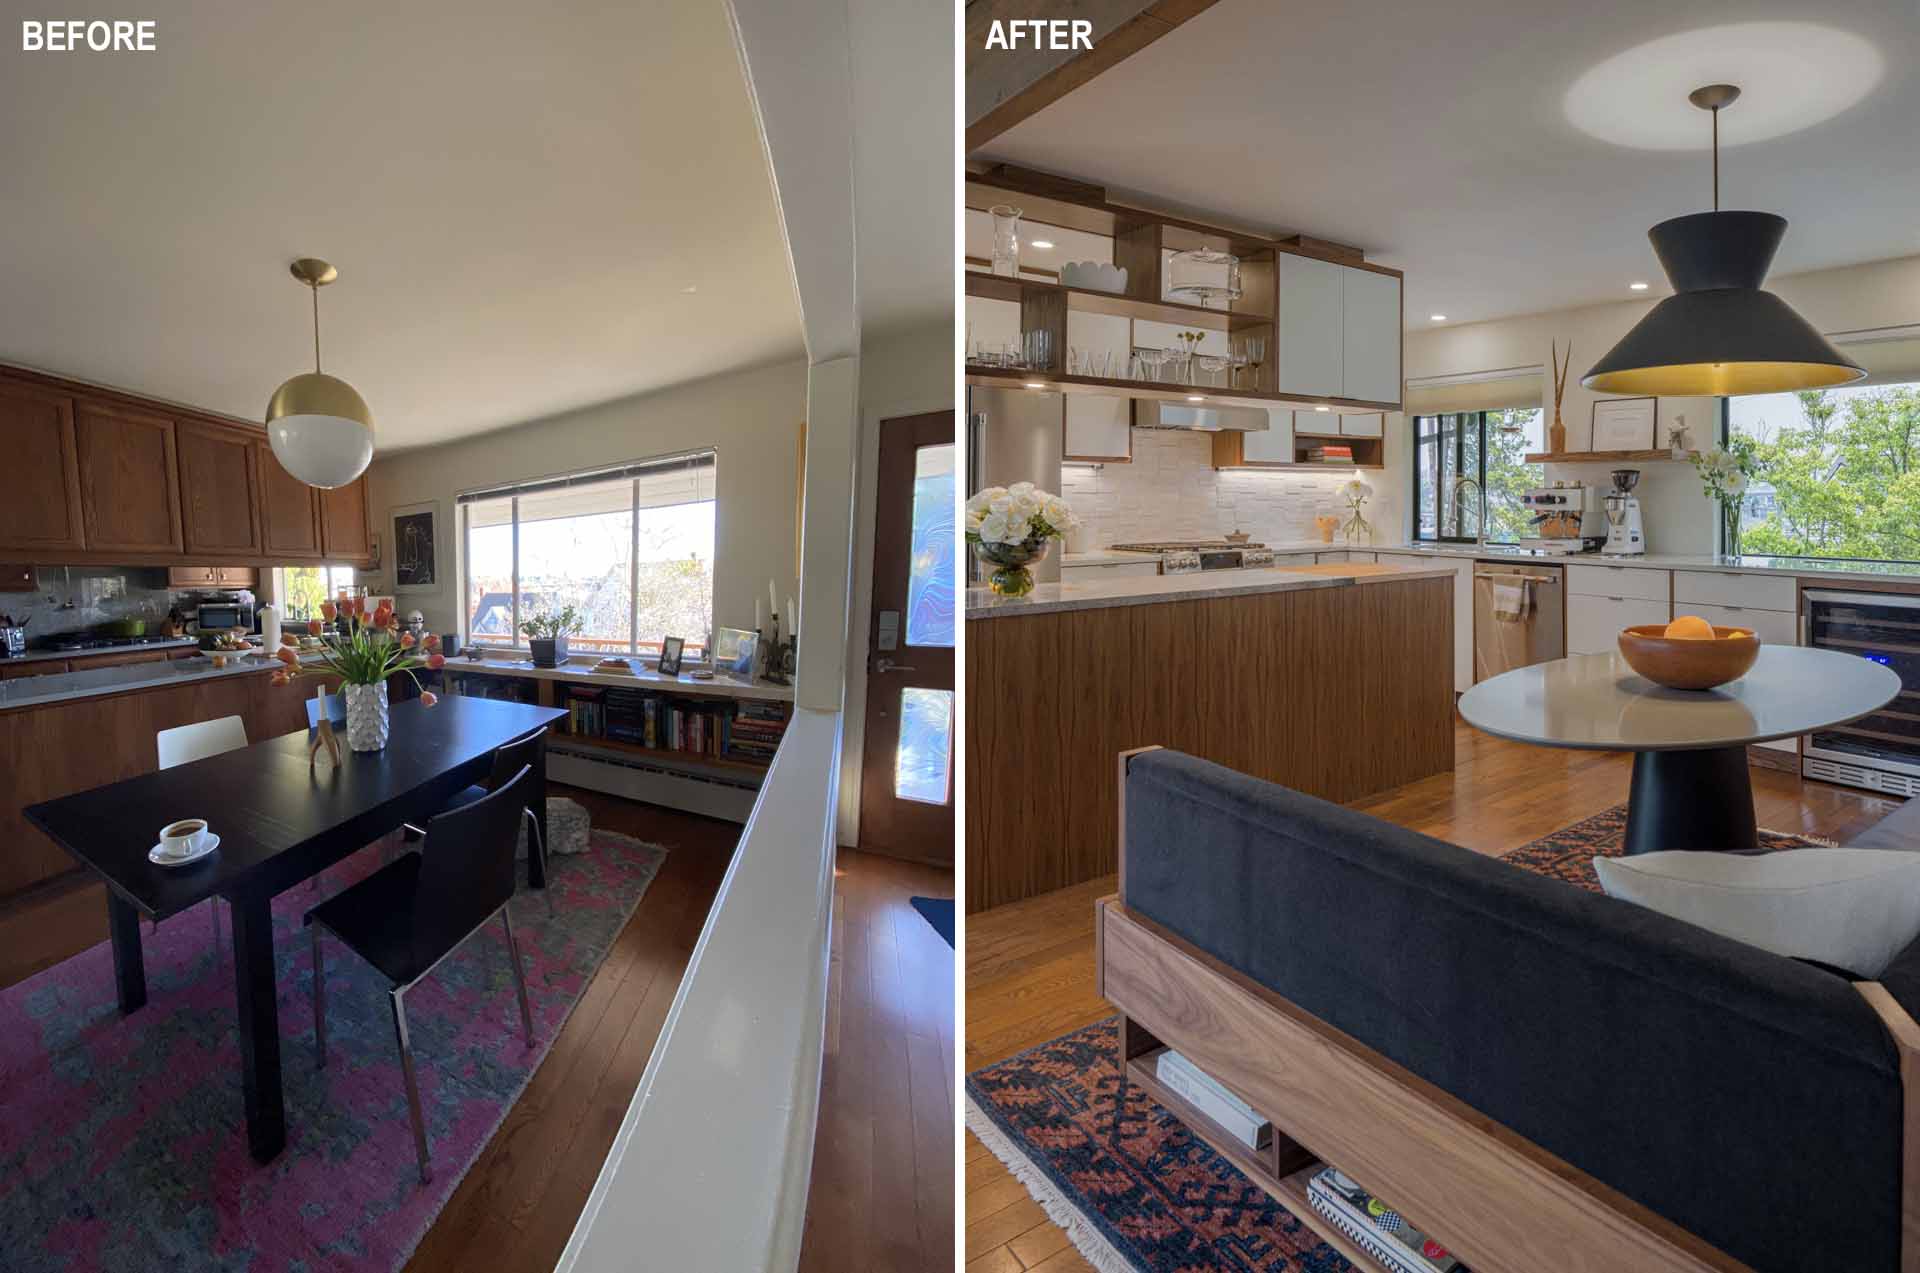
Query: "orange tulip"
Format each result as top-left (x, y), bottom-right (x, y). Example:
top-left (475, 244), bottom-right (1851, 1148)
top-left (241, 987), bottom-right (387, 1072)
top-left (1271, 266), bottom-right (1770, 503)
top-left (307, 619), bottom-right (323, 636)
top-left (426, 652), bottom-right (445, 670)
top-left (280, 632), bottom-right (299, 647)
top-left (424, 633), bottom-right (441, 651)
top-left (400, 631), bottom-right (416, 648)
top-left (320, 601), bottom-right (336, 621)
top-left (420, 690), bottom-right (439, 707)
top-left (269, 671), bottom-right (290, 687)
top-left (274, 646), bottom-right (297, 666)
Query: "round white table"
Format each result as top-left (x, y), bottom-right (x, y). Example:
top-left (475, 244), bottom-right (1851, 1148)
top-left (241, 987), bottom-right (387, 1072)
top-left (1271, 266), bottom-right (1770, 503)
top-left (1458, 646), bottom-right (1900, 854)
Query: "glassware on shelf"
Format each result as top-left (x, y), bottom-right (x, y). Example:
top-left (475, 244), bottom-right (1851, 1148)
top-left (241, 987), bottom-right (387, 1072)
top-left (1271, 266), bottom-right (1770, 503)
top-left (1022, 328), bottom-right (1052, 371)
top-left (1196, 355), bottom-right (1230, 387)
top-left (990, 205), bottom-right (1023, 278)
top-left (1242, 335), bottom-right (1267, 389)
top-left (1166, 250), bottom-right (1243, 310)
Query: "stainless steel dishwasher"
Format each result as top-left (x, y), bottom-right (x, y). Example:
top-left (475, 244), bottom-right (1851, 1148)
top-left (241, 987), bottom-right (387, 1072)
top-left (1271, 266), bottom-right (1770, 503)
top-left (1473, 562), bottom-right (1565, 682)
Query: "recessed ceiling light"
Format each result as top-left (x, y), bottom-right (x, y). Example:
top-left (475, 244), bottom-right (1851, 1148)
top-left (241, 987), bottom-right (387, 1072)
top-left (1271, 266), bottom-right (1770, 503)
top-left (1630, 281), bottom-right (1650, 290)
top-left (1024, 381), bottom-right (1046, 389)
top-left (1563, 22), bottom-right (1881, 150)
top-left (1030, 239), bottom-right (1055, 250)
top-left (1186, 395), bottom-right (1205, 402)
top-left (680, 286), bottom-right (697, 294)
top-left (1430, 314), bottom-right (1447, 322)
top-left (1314, 405), bottom-right (1331, 412)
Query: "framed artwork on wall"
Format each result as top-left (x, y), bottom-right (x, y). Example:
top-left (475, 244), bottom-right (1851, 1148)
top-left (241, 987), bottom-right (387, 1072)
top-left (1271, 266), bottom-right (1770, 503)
top-left (1590, 397), bottom-right (1658, 451)
top-left (391, 501), bottom-right (439, 593)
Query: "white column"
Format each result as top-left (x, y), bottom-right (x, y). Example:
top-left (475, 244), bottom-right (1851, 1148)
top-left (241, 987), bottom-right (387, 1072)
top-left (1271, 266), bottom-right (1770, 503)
top-left (796, 353), bottom-right (860, 711)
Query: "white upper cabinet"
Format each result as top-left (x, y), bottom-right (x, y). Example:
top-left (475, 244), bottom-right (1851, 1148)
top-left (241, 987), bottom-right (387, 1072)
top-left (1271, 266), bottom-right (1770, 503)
top-left (1064, 396), bottom-right (1131, 461)
top-left (1341, 412), bottom-right (1385, 438)
top-left (1276, 255), bottom-right (1344, 399)
top-left (1240, 410), bottom-right (1294, 463)
top-left (1341, 267), bottom-right (1402, 404)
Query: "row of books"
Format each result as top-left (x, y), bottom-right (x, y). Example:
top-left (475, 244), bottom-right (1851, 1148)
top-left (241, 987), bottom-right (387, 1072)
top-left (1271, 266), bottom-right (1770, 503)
top-left (1153, 1050), bottom-right (1465, 1273)
top-left (557, 686), bottom-right (791, 764)
top-left (1305, 1168), bottom-right (1466, 1273)
top-left (1305, 444), bottom-right (1354, 463)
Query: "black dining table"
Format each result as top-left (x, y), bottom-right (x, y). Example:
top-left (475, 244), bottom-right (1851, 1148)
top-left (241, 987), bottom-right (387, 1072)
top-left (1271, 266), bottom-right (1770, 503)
top-left (24, 695), bottom-right (568, 1163)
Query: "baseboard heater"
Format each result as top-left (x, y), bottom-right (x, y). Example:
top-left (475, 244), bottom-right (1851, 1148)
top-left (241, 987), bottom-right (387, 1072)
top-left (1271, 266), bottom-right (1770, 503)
top-left (547, 742), bottom-right (759, 822)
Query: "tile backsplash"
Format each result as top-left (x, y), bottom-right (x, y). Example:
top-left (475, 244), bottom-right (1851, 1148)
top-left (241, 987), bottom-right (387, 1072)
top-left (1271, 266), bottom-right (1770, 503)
top-left (1, 566), bottom-right (194, 639)
top-left (1059, 429), bottom-right (1398, 549)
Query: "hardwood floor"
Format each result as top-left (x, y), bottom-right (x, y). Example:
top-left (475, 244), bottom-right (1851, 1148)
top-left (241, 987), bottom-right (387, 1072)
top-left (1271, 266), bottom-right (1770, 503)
top-left (962, 723), bottom-right (1905, 1272)
top-left (798, 848), bottom-right (957, 1273)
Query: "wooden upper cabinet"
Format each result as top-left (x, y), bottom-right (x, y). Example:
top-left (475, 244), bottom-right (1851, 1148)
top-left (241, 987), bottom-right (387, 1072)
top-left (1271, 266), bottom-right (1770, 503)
top-left (177, 420), bottom-right (263, 556)
top-left (320, 476), bottom-right (371, 563)
top-left (74, 401), bottom-right (183, 554)
top-left (0, 379), bottom-right (85, 554)
top-left (254, 440), bottom-right (323, 560)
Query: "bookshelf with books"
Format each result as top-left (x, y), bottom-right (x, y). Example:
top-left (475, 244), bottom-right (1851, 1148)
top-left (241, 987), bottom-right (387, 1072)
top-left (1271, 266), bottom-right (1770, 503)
top-left (439, 656), bottom-right (794, 821)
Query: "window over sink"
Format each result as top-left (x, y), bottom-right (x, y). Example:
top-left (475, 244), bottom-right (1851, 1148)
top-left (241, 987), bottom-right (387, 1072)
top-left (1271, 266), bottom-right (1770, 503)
top-left (1411, 409), bottom-right (1543, 545)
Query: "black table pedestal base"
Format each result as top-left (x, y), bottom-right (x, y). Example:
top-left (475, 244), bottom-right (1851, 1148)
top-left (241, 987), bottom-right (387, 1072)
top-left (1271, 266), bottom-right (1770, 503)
top-left (1624, 745), bottom-right (1758, 855)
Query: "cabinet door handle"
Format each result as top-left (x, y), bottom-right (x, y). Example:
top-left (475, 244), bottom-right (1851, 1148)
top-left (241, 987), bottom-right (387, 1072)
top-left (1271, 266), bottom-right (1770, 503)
top-left (1722, 605), bottom-right (1745, 612)
top-left (1607, 595), bottom-right (1625, 602)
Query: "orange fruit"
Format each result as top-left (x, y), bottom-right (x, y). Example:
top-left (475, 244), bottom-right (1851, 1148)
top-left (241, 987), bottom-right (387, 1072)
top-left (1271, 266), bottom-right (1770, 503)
top-left (1664, 614), bottom-right (1715, 640)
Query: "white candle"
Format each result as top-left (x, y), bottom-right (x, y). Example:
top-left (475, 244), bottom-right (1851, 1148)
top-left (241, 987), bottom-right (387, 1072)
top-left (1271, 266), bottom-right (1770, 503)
top-left (787, 598), bottom-right (797, 635)
top-left (755, 598), bottom-right (763, 630)
top-left (768, 579), bottom-right (778, 616)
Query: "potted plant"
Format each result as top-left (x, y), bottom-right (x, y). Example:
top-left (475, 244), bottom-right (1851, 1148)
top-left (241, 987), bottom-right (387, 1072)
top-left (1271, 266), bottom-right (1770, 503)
top-left (268, 595), bottom-right (444, 752)
top-left (520, 606), bottom-right (583, 668)
top-left (964, 482), bottom-right (1078, 597)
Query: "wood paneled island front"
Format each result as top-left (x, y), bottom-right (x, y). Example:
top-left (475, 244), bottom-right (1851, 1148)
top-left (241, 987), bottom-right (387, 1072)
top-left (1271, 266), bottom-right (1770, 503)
top-left (965, 563), bottom-right (1457, 912)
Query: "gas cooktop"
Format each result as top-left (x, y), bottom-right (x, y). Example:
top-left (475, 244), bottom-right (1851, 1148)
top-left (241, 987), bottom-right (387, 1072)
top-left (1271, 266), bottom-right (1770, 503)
top-left (1109, 540), bottom-right (1267, 553)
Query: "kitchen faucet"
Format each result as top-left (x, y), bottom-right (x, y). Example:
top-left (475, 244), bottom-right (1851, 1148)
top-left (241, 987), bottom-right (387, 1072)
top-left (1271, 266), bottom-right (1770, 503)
top-left (1451, 476), bottom-right (1486, 546)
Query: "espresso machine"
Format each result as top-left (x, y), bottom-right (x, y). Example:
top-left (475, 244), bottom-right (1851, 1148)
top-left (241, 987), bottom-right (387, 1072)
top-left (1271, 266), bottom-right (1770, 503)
top-left (1602, 469), bottom-right (1646, 556)
top-left (1518, 481), bottom-right (1607, 553)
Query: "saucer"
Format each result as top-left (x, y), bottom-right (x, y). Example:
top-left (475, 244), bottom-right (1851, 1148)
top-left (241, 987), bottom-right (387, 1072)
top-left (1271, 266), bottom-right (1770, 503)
top-left (149, 833), bottom-right (220, 867)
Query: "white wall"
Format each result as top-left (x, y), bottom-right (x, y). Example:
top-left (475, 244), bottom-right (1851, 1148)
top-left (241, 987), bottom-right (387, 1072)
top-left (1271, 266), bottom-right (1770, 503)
top-left (363, 357), bottom-right (807, 641)
top-left (1400, 253), bottom-right (1920, 555)
top-left (838, 319), bottom-right (955, 847)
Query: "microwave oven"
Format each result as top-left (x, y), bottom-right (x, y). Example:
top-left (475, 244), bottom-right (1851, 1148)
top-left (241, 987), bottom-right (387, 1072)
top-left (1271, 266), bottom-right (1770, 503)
top-left (193, 594), bottom-right (256, 633)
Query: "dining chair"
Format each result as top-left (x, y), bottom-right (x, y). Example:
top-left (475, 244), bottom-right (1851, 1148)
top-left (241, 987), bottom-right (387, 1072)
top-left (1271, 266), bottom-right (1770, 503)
top-left (410, 727), bottom-right (552, 913)
top-left (156, 716), bottom-right (248, 948)
top-left (306, 764), bottom-right (537, 1185)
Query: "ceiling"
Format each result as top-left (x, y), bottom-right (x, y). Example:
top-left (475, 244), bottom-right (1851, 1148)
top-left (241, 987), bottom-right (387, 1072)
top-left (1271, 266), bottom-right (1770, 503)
top-left (0, 1), bottom-right (806, 451)
top-left (975, 0), bottom-right (1920, 328)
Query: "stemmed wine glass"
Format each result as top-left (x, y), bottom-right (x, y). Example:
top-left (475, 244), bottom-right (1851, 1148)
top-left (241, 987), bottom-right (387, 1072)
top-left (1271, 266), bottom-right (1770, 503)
top-left (1242, 336), bottom-right (1267, 390)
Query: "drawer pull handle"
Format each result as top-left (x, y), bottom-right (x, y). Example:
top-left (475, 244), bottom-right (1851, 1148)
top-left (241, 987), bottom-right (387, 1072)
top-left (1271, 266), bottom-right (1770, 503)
top-left (1607, 595), bottom-right (1625, 602)
top-left (1723, 605), bottom-right (1745, 612)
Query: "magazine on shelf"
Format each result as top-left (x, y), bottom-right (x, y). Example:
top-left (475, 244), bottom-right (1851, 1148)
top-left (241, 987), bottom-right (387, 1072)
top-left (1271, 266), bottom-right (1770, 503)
top-left (1153, 1051), bottom-right (1271, 1150)
top-left (1305, 1168), bottom-right (1466, 1273)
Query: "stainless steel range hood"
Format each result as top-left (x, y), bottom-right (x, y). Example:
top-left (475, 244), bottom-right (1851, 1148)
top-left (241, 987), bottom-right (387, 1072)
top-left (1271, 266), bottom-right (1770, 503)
top-left (1132, 400), bottom-right (1270, 432)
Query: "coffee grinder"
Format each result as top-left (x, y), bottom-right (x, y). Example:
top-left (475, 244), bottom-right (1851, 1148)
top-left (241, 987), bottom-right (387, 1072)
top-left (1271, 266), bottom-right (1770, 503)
top-left (1602, 468), bottom-right (1646, 556)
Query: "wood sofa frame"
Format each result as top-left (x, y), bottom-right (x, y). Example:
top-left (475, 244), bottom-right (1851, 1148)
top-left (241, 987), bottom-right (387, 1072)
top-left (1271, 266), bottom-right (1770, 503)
top-left (1096, 745), bottom-right (1920, 1273)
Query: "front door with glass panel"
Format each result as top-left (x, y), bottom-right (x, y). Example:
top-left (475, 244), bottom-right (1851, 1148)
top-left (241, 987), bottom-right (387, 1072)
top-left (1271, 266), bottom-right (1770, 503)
top-left (859, 412), bottom-right (955, 863)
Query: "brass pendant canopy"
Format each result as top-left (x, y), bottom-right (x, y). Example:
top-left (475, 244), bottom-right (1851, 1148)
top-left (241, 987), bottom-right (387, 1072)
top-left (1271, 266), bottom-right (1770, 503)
top-left (265, 257), bottom-right (375, 488)
top-left (1582, 86), bottom-right (1864, 397)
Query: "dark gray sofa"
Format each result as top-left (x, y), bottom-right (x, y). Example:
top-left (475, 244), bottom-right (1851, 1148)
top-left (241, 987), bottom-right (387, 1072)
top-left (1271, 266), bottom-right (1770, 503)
top-left (1122, 749), bottom-right (1920, 1273)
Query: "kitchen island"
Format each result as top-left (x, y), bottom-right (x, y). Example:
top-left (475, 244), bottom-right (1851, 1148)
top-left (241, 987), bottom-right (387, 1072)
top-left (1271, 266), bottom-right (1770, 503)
top-left (965, 561), bottom-right (1457, 911)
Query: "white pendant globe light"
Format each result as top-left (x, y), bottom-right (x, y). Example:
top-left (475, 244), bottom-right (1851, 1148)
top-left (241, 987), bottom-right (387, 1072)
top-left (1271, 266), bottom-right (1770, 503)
top-left (265, 258), bottom-right (374, 488)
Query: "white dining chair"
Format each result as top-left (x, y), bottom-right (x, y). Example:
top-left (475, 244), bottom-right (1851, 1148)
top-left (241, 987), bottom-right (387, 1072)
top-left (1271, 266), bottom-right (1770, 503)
top-left (156, 716), bottom-right (249, 950)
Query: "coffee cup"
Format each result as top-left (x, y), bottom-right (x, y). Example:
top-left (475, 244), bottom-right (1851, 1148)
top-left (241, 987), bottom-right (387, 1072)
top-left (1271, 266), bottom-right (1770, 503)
top-left (160, 818), bottom-right (209, 859)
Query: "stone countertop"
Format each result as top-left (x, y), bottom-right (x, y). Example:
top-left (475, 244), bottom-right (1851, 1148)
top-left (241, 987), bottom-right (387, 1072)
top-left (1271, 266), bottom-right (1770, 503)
top-left (966, 559), bottom-right (1458, 619)
top-left (1062, 540), bottom-right (1351, 566)
top-left (1, 636), bottom-right (200, 667)
top-left (1378, 543), bottom-right (1920, 585)
top-left (0, 649), bottom-right (327, 713)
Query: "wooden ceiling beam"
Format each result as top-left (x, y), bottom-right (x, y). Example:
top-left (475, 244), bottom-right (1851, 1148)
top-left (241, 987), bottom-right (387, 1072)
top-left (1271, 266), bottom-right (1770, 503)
top-left (965, 0), bottom-right (1221, 153)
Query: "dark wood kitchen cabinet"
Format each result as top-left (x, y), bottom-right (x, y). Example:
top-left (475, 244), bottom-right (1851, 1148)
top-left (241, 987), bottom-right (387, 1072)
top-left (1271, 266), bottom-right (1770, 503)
top-left (0, 378), bottom-right (86, 555)
top-left (73, 400), bottom-right (183, 554)
top-left (177, 420), bottom-right (263, 556)
top-left (320, 476), bottom-right (372, 563)
top-left (254, 440), bottom-right (324, 560)
top-left (0, 564), bottom-right (35, 592)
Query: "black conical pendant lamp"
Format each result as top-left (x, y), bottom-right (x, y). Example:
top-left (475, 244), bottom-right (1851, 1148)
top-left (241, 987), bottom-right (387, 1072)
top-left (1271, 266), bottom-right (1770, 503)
top-left (1583, 84), bottom-right (1864, 396)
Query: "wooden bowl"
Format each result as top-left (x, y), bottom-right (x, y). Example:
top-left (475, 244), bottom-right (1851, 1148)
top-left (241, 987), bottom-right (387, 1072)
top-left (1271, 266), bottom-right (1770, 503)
top-left (1616, 624), bottom-right (1759, 690)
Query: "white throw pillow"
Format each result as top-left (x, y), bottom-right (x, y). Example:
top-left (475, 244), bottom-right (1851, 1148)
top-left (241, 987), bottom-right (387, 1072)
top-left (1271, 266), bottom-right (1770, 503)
top-left (1594, 848), bottom-right (1920, 978)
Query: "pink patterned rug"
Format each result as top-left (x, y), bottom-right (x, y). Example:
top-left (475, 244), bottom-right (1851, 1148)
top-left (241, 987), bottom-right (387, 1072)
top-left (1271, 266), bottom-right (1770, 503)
top-left (0, 827), bottom-right (667, 1271)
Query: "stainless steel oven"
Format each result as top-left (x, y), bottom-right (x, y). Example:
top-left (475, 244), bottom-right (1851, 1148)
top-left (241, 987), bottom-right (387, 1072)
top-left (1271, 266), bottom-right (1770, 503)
top-left (1802, 589), bottom-right (1920, 795)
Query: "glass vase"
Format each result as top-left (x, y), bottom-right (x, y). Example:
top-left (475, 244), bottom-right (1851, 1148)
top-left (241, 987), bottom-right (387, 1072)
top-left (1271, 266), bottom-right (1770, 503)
top-left (1723, 502), bottom-right (1742, 559)
top-left (343, 680), bottom-right (390, 752)
top-left (973, 537), bottom-right (1052, 597)
top-left (989, 205), bottom-right (1022, 278)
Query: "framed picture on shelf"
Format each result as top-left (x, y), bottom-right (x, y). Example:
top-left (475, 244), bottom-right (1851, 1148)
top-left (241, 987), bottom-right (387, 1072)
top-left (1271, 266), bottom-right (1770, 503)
top-left (391, 501), bottom-right (439, 593)
top-left (1590, 396), bottom-right (1657, 451)
top-left (658, 636), bottom-right (685, 676)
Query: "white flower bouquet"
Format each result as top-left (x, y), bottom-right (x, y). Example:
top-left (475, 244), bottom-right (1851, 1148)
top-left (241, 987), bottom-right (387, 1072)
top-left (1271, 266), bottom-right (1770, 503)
top-left (1692, 446), bottom-right (1756, 556)
top-left (965, 482), bottom-right (1078, 596)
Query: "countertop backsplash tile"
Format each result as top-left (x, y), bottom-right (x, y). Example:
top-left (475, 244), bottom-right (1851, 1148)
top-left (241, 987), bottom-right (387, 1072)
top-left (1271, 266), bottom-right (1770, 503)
top-left (1061, 428), bottom-right (1396, 550)
top-left (1, 566), bottom-right (193, 640)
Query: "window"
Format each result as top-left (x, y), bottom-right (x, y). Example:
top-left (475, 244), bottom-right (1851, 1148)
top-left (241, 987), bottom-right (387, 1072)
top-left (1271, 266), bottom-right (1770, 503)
top-left (1411, 409), bottom-right (1543, 544)
top-left (276, 565), bottom-right (356, 620)
top-left (459, 451), bottom-right (716, 656)
top-left (1726, 380), bottom-right (1920, 562)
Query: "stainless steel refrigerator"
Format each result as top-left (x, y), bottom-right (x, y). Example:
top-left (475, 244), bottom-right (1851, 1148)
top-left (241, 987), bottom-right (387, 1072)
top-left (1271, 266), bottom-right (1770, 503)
top-left (966, 385), bottom-right (1064, 586)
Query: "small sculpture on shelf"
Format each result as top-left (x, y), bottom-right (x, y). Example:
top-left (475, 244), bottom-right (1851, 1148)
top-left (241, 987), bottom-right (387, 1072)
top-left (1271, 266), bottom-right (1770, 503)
top-left (1549, 339), bottom-right (1572, 454)
top-left (760, 616), bottom-right (793, 685)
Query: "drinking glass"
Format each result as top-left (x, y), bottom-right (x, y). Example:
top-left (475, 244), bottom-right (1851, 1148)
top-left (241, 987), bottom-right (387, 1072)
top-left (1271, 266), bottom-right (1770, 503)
top-left (1243, 336), bottom-right (1267, 389)
top-left (990, 205), bottom-right (1023, 278)
top-left (1023, 329), bottom-right (1052, 371)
